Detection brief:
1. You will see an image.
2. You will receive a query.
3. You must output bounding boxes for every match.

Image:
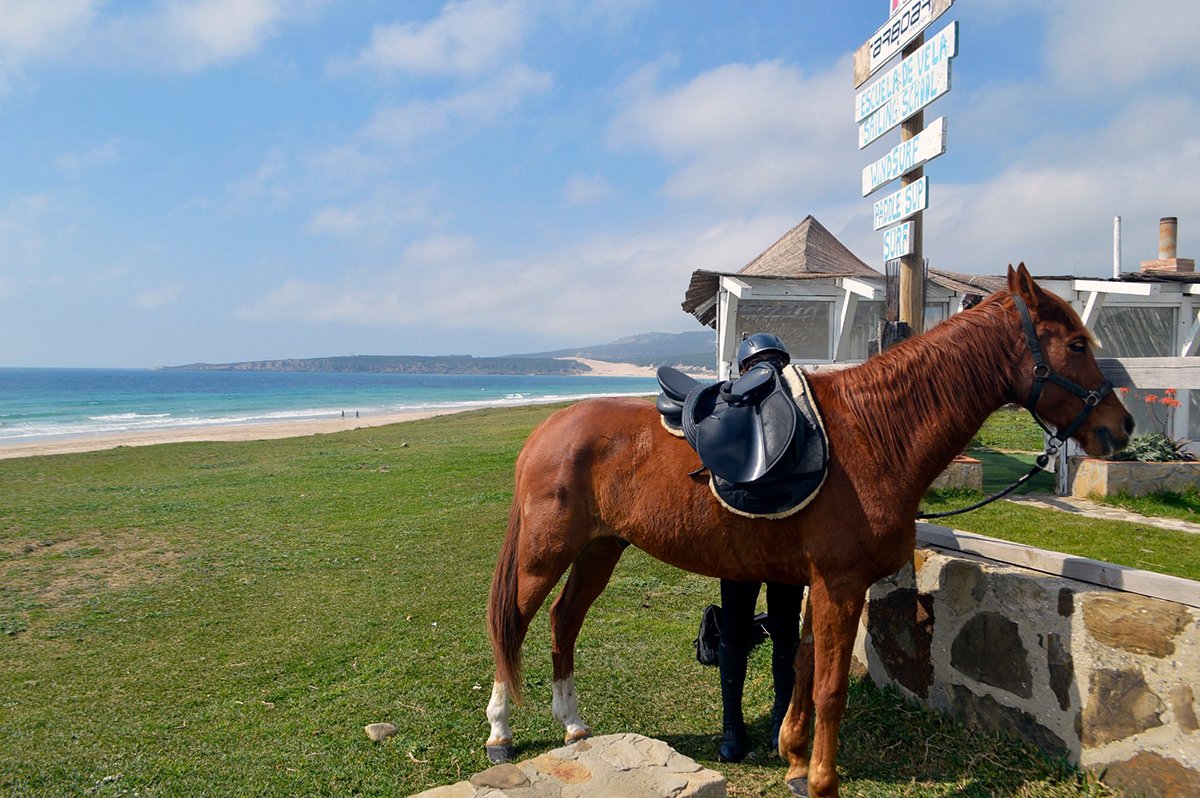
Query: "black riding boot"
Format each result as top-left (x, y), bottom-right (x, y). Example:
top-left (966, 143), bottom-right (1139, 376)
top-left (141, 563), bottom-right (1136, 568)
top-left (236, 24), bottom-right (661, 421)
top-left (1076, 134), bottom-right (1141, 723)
top-left (717, 643), bottom-right (749, 762)
top-left (770, 637), bottom-right (799, 752)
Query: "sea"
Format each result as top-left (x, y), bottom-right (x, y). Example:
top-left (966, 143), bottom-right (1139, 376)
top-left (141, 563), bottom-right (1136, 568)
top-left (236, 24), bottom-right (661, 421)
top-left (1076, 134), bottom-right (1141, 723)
top-left (0, 368), bottom-right (660, 447)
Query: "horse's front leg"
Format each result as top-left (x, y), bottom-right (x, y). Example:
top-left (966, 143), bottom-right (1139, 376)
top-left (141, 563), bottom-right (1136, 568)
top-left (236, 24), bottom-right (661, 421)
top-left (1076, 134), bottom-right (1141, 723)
top-left (778, 598), bottom-right (815, 767)
top-left (784, 579), bottom-right (866, 798)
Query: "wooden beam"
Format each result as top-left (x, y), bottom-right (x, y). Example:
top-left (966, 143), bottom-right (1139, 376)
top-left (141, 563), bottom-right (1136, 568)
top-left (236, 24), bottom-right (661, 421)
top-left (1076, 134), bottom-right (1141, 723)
top-left (917, 525), bottom-right (1200, 609)
top-left (720, 276), bottom-right (752, 299)
top-left (1080, 291), bottom-right (1106, 327)
top-left (1098, 357), bottom-right (1200, 390)
top-left (834, 289), bottom-right (860, 362)
top-left (839, 276), bottom-right (881, 300)
top-left (1073, 279), bottom-right (1160, 296)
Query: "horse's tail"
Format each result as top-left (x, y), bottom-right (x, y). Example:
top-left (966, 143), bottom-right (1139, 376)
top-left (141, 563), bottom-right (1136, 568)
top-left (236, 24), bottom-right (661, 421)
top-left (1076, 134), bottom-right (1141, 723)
top-left (488, 497), bottom-right (525, 705)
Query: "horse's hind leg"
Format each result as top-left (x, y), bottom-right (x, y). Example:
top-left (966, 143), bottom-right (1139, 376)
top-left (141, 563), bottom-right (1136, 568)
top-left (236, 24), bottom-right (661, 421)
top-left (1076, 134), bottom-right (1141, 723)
top-left (486, 513), bottom-right (582, 762)
top-left (778, 597), bottom-right (815, 767)
top-left (549, 536), bottom-right (625, 744)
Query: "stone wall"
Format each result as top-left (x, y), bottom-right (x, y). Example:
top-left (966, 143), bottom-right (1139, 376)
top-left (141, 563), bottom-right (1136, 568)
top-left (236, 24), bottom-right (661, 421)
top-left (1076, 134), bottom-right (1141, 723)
top-left (1067, 457), bottom-right (1200, 499)
top-left (930, 455), bottom-right (983, 491)
top-left (853, 526), bottom-right (1200, 798)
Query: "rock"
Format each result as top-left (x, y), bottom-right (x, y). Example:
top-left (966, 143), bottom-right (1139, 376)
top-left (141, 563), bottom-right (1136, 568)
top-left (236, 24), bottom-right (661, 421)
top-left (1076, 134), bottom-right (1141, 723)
top-left (1082, 594), bottom-right (1190, 658)
top-left (948, 684), bottom-right (1068, 757)
top-left (1101, 751), bottom-right (1200, 798)
top-left (364, 722), bottom-right (397, 742)
top-left (866, 587), bottom-right (934, 698)
top-left (468, 763), bottom-right (529, 790)
top-left (1170, 683), bottom-right (1198, 733)
top-left (950, 611), bottom-right (1032, 698)
top-left (1046, 633), bottom-right (1074, 712)
top-left (1082, 669), bottom-right (1164, 746)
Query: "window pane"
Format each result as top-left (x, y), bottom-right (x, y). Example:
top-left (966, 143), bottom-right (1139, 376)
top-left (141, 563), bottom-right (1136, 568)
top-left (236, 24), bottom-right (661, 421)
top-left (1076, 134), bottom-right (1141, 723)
top-left (737, 300), bottom-right (831, 362)
top-left (1092, 306), bottom-right (1175, 357)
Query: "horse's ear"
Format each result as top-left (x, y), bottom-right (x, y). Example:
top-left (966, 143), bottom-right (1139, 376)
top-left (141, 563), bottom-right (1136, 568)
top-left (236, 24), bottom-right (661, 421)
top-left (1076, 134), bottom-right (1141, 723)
top-left (1009, 262), bottom-right (1042, 307)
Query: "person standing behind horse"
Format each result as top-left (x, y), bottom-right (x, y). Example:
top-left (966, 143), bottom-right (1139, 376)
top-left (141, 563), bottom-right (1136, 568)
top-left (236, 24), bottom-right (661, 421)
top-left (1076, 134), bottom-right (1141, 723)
top-left (715, 334), bottom-right (805, 762)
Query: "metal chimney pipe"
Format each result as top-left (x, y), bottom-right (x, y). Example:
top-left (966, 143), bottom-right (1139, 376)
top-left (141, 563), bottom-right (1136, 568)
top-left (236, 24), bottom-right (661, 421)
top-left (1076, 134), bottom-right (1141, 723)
top-left (1113, 216), bottom-right (1122, 277)
top-left (1160, 216), bottom-right (1178, 260)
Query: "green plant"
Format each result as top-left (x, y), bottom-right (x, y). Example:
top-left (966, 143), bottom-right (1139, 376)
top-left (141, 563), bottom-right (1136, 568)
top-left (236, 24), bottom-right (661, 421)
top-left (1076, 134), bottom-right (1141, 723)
top-left (1112, 387), bottom-right (1195, 462)
top-left (1112, 431), bottom-right (1196, 463)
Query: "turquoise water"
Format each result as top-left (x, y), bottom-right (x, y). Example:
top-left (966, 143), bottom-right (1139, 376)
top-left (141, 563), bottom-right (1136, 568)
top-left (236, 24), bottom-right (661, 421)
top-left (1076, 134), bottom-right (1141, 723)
top-left (0, 368), bottom-right (659, 445)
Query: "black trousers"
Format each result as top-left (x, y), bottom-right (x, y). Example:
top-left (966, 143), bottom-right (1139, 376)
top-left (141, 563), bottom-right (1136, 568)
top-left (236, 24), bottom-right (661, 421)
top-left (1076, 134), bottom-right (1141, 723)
top-left (718, 579), bottom-right (804, 732)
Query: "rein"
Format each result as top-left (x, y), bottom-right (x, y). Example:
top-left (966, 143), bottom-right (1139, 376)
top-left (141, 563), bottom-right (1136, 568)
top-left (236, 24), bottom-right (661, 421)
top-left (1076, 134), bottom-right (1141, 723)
top-left (917, 293), bottom-right (1113, 521)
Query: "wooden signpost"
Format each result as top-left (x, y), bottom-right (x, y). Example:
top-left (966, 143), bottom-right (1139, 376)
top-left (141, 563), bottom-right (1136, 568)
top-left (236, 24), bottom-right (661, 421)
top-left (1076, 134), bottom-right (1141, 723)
top-left (855, 0), bottom-right (956, 336)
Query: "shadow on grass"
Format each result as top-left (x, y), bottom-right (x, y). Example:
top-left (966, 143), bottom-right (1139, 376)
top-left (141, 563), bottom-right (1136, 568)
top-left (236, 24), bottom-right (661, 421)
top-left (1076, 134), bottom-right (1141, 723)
top-left (971, 448), bottom-right (1056, 495)
top-left (653, 678), bottom-right (1099, 797)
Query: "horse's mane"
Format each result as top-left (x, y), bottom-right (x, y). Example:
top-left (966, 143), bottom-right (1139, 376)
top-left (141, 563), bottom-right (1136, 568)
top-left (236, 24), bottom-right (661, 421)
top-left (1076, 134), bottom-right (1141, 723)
top-left (829, 291), bottom-right (1024, 473)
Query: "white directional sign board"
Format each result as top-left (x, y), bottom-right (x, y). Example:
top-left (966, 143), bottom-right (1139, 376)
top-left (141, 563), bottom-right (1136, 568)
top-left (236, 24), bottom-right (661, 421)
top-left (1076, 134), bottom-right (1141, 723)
top-left (862, 116), bottom-right (946, 196)
top-left (873, 176), bottom-right (928, 231)
top-left (855, 22), bottom-right (956, 123)
top-left (858, 60), bottom-right (950, 148)
top-left (854, 0), bottom-right (954, 88)
top-left (882, 221), bottom-right (915, 261)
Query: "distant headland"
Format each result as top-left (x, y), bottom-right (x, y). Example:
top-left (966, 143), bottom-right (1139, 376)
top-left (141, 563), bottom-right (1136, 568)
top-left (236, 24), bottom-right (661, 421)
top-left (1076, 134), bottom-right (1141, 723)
top-left (164, 331), bottom-right (717, 376)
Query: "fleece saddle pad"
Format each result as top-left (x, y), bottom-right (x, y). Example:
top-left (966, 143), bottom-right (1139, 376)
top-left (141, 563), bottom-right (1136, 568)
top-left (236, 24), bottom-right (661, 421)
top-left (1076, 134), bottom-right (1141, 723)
top-left (656, 365), bottom-right (829, 519)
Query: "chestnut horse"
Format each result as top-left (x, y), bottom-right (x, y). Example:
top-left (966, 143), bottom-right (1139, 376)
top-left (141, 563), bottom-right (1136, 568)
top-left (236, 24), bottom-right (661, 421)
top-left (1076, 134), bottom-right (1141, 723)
top-left (485, 265), bottom-right (1131, 796)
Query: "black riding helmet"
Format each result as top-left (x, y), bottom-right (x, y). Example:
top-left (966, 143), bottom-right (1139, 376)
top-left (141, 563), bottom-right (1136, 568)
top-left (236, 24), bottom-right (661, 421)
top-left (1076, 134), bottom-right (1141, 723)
top-left (736, 333), bottom-right (790, 374)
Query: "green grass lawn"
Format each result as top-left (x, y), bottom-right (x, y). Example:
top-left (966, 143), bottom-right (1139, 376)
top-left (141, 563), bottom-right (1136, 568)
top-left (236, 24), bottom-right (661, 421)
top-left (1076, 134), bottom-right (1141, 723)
top-left (0, 404), bottom-right (1131, 796)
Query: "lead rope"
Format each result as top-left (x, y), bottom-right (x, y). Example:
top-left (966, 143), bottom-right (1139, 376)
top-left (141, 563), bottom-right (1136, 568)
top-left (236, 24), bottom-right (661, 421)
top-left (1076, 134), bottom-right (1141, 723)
top-left (916, 445), bottom-right (1055, 520)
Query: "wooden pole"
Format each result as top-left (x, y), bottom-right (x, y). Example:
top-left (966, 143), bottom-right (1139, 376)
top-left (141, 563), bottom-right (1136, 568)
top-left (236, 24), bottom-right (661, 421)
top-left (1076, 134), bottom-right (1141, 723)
top-left (899, 34), bottom-right (925, 334)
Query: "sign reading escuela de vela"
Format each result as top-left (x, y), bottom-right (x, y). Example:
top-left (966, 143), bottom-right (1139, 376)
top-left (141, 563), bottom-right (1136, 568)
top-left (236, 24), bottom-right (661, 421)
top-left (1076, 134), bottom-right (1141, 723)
top-left (854, 0), bottom-right (956, 266)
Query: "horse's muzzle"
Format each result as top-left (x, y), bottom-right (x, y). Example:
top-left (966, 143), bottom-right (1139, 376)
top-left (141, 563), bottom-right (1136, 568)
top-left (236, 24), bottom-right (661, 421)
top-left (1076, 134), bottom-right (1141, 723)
top-left (1094, 413), bottom-right (1134, 457)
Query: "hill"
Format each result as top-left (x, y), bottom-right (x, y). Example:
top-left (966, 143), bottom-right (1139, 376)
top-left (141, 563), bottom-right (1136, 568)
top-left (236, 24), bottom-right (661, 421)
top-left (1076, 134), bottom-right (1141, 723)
top-left (166, 354), bottom-right (588, 375)
top-left (520, 331), bottom-right (715, 370)
top-left (167, 331), bottom-right (716, 374)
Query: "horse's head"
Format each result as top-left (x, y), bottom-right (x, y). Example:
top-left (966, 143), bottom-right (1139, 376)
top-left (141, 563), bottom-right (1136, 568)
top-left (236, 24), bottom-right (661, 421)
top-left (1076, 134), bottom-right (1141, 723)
top-left (1007, 263), bottom-right (1134, 457)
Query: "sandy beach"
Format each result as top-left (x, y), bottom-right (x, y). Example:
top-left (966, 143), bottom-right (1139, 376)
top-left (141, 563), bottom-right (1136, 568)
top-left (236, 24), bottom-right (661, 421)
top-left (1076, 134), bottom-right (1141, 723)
top-left (0, 358), bottom-right (665, 461)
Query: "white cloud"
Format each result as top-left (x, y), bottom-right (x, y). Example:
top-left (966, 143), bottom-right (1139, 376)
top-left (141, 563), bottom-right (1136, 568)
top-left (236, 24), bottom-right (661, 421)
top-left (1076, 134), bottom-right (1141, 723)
top-left (564, 174), bottom-right (612, 205)
top-left (1046, 0), bottom-right (1200, 91)
top-left (404, 232), bottom-right (475, 264)
top-left (360, 64), bottom-right (551, 150)
top-left (610, 58), bottom-right (858, 205)
top-left (135, 283), bottom-right (185, 309)
top-left (0, 0), bottom-right (96, 93)
top-left (237, 214), bottom-right (797, 338)
top-left (95, 0), bottom-right (300, 71)
top-left (349, 0), bottom-right (528, 77)
top-left (307, 187), bottom-right (434, 243)
top-left (915, 95), bottom-right (1200, 276)
top-left (55, 138), bottom-right (123, 172)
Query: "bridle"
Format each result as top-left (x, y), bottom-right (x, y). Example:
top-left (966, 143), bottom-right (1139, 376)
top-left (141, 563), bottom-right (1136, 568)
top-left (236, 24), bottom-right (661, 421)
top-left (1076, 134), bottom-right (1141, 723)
top-left (1012, 292), bottom-right (1114, 447)
top-left (918, 292), bottom-right (1113, 520)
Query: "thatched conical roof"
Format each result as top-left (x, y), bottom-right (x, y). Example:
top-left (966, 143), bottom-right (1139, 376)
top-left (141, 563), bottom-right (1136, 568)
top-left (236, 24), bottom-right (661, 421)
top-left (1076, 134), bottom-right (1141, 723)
top-left (682, 215), bottom-right (880, 326)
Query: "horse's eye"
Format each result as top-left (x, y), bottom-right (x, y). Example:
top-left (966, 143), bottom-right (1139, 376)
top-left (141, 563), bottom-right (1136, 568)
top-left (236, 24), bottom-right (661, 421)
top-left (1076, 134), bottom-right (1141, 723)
top-left (1069, 340), bottom-right (1088, 353)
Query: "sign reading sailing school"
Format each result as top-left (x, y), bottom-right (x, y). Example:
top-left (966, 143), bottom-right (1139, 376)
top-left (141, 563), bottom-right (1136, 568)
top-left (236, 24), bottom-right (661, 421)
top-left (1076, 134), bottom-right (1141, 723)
top-left (862, 116), bottom-right (946, 196)
top-left (854, 0), bottom-right (953, 88)
top-left (882, 221), bottom-right (915, 261)
top-left (858, 57), bottom-right (952, 148)
top-left (873, 176), bottom-right (927, 231)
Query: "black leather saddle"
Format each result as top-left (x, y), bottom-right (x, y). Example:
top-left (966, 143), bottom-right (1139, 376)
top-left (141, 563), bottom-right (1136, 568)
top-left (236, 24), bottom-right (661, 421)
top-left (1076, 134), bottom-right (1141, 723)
top-left (657, 364), bottom-right (829, 518)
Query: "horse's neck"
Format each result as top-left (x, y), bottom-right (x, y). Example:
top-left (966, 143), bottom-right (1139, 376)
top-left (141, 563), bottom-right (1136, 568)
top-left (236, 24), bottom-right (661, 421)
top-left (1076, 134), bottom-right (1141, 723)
top-left (833, 307), bottom-right (1019, 493)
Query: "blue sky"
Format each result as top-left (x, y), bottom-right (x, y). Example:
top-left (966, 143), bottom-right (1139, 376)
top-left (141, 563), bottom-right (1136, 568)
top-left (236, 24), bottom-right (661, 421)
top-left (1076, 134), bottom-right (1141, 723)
top-left (1, 0), bottom-right (1197, 367)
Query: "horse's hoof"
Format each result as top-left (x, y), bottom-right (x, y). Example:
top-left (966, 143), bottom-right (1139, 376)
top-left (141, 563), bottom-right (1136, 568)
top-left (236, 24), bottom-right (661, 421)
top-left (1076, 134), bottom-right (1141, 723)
top-left (486, 744), bottom-right (515, 763)
top-left (786, 776), bottom-right (809, 797)
top-left (564, 727), bottom-right (592, 744)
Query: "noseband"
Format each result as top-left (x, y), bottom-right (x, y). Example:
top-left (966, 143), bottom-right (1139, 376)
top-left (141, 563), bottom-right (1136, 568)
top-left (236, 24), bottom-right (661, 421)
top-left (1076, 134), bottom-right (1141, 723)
top-left (1012, 293), bottom-right (1113, 446)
